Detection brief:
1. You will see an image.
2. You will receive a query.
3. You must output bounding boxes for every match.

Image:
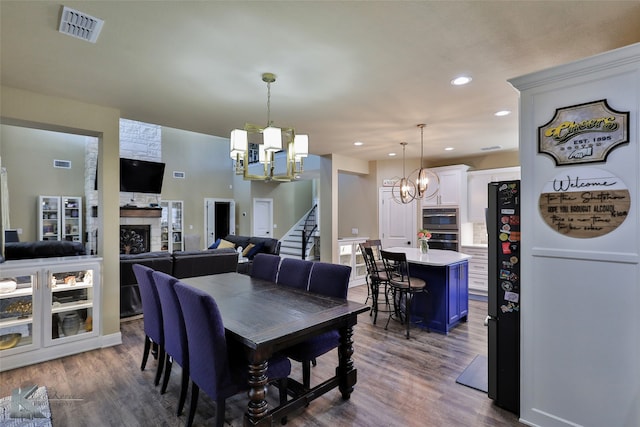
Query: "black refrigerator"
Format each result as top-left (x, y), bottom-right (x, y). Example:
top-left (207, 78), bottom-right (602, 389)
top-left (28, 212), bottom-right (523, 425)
top-left (487, 180), bottom-right (520, 415)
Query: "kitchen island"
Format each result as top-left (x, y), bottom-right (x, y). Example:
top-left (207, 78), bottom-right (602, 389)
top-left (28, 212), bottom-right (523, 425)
top-left (385, 247), bottom-right (472, 334)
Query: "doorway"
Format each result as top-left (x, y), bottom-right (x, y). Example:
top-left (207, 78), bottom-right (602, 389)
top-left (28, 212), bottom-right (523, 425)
top-left (378, 187), bottom-right (417, 249)
top-left (252, 198), bottom-right (273, 238)
top-left (204, 198), bottom-right (235, 247)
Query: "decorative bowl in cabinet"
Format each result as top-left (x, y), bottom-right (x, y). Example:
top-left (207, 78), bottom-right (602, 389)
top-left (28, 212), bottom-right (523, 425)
top-left (0, 279), bottom-right (17, 294)
top-left (0, 333), bottom-right (22, 350)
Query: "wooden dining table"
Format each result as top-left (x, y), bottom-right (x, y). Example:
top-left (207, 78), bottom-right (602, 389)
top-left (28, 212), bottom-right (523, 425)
top-left (181, 272), bottom-right (370, 426)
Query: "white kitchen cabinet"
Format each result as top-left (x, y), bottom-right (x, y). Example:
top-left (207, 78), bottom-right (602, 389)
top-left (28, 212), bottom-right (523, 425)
top-left (467, 167), bottom-right (521, 223)
top-left (460, 245), bottom-right (488, 296)
top-left (0, 256), bottom-right (102, 371)
top-left (422, 165), bottom-right (469, 205)
top-left (338, 238), bottom-right (368, 287)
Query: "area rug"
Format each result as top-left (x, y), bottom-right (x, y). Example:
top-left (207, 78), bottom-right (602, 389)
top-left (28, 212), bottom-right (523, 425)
top-left (455, 354), bottom-right (488, 393)
top-left (0, 385), bottom-right (52, 426)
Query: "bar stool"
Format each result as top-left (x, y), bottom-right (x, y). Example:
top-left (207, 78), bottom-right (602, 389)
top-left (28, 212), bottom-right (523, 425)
top-left (380, 250), bottom-right (428, 339)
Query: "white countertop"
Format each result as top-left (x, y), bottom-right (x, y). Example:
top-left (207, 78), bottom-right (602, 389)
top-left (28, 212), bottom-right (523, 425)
top-left (460, 243), bottom-right (488, 249)
top-left (385, 247), bottom-right (472, 266)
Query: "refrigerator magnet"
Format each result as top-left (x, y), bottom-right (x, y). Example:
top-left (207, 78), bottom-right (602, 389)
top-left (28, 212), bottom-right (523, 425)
top-left (504, 291), bottom-right (520, 303)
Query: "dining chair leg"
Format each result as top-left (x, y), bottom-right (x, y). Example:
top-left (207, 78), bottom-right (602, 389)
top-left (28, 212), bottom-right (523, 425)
top-left (177, 368), bottom-right (189, 416)
top-left (405, 292), bottom-right (412, 339)
top-left (215, 396), bottom-right (226, 427)
top-left (154, 346), bottom-right (165, 386)
top-left (371, 281), bottom-right (379, 325)
top-left (186, 381), bottom-right (199, 427)
top-left (302, 360), bottom-right (311, 389)
top-left (161, 356), bottom-right (173, 394)
top-left (278, 378), bottom-right (288, 425)
top-left (141, 336), bottom-right (151, 370)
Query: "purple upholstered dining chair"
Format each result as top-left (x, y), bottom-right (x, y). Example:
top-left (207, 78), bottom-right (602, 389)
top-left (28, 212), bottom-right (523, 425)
top-left (285, 262), bottom-right (352, 389)
top-left (152, 271), bottom-right (189, 416)
top-left (174, 281), bottom-right (291, 427)
top-left (132, 264), bottom-right (165, 387)
top-left (250, 253), bottom-right (281, 282)
top-left (276, 257), bottom-right (314, 290)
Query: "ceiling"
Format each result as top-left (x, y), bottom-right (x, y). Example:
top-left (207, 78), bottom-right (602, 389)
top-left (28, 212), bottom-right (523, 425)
top-left (2, 1), bottom-right (639, 163)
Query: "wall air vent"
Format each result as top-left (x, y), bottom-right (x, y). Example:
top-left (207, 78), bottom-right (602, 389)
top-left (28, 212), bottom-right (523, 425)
top-left (53, 159), bottom-right (72, 169)
top-left (480, 145), bottom-right (503, 151)
top-left (58, 6), bottom-right (104, 43)
top-left (173, 171), bottom-right (186, 179)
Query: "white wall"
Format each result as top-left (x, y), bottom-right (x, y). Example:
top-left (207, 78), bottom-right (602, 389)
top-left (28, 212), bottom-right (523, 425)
top-left (511, 43), bottom-right (640, 426)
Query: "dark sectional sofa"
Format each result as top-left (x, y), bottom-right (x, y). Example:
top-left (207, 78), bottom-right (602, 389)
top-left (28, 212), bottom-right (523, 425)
top-left (221, 234), bottom-right (281, 256)
top-left (120, 248), bottom-right (238, 318)
top-left (4, 241), bottom-right (86, 260)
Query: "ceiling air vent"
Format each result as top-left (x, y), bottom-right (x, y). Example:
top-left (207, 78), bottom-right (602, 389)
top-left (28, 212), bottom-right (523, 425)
top-left (480, 145), bottom-right (503, 152)
top-left (53, 159), bottom-right (72, 169)
top-left (58, 6), bottom-right (104, 43)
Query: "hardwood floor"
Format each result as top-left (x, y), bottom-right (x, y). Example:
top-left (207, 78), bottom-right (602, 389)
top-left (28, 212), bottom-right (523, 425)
top-left (0, 284), bottom-right (521, 426)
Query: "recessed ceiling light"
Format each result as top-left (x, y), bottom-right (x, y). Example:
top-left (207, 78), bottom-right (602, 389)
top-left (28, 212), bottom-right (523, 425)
top-left (444, 147), bottom-right (455, 151)
top-left (451, 76), bottom-right (472, 86)
top-left (354, 141), bottom-right (364, 146)
top-left (388, 152), bottom-right (397, 157)
top-left (495, 110), bottom-right (511, 117)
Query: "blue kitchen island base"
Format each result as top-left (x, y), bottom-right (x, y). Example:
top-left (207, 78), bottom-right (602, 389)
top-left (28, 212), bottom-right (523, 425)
top-left (385, 248), bottom-right (470, 335)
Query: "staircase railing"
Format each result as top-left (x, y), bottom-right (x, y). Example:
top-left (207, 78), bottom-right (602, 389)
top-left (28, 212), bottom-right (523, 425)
top-left (301, 204), bottom-right (318, 259)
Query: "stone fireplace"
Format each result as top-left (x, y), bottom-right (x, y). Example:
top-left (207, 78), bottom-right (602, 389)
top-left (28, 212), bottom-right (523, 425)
top-left (120, 225), bottom-right (150, 254)
top-left (120, 207), bottom-right (162, 252)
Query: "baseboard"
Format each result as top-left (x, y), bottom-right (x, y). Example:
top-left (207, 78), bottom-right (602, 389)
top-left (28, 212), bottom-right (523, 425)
top-left (101, 331), bottom-right (123, 348)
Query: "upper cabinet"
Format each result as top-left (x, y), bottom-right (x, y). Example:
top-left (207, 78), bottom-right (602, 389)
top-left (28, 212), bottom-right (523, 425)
top-left (467, 167), bottom-right (521, 223)
top-left (422, 165), bottom-right (470, 219)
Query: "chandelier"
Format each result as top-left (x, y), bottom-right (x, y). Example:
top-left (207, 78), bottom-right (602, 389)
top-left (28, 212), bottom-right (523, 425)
top-left (391, 124), bottom-right (439, 204)
top-left (392, 142), bottom-right (416, 204)
top-left (230, 73), bottom-right (308, 181)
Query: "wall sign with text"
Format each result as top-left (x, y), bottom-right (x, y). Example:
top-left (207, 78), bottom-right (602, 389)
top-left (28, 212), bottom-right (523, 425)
top-left (539, 167), bottom-right (630, 238)
top-left (538, 99), bottom-right (629, 165)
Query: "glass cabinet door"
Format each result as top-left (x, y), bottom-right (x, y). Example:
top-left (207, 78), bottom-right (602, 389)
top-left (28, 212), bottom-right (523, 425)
top-left (39, 195), bottom-right (61, 241)
top-left (46, 265), bottom-right (97, 345)
top-left (0, 272), bottom-right (38, 354)
top-left (62, 196), bottom-right (82, 242)
top-left (161, 200), bottom-right (184, 252)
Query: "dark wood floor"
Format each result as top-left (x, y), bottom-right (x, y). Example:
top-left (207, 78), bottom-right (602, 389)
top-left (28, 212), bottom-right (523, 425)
top-left (1, 284), bottom-right (521, 426)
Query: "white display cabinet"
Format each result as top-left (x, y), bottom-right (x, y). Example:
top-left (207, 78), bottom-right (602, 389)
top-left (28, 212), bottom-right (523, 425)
top-left (62, 196), bottom-right (83, 242)
top-left (0, 256), bottom-right (101, 371)
top-left (161, 200), bottom-right (184, 252)
top-left (38, 195), bottom-right (83, 242)
top-left (338, 238), bottom-right (368, 286)
top-left (38, 195), bottom-right (61, 241)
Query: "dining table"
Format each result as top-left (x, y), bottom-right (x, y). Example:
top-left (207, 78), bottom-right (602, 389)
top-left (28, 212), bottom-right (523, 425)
top-left (181, 272), bottom-right (370, 426)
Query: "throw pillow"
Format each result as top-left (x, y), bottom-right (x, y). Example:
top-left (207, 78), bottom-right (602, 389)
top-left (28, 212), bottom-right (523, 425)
top-left (208, 238), bottom-right (221, 249)
top-left (246, 242), bottom-right (265, 259)
top-left (217, 239), bottom-right (236, 249)
top-left (242, 243), bottom-right (255, 257)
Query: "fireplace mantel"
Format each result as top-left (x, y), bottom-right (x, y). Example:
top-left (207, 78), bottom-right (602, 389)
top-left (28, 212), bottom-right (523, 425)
top-left (120, 206), bottom-right (162, 218)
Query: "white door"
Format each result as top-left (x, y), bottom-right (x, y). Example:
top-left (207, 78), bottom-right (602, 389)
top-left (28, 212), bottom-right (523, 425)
top-left (253, 198), bottom-right (273, 238)
top-left (379, 188), bottom-right (417, 249)
top-left (204, 198), bottom-right (235, 247)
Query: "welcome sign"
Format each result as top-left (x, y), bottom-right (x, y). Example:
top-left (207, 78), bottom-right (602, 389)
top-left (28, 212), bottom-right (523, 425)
top-left (538, 167), bottom-right (630, 238)
top-left (538, 99), bottom-right (628, 165)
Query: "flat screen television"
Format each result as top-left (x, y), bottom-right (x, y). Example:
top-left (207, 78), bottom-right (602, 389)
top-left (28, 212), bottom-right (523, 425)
top-left (120, 158), bottom-right (166, 194)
